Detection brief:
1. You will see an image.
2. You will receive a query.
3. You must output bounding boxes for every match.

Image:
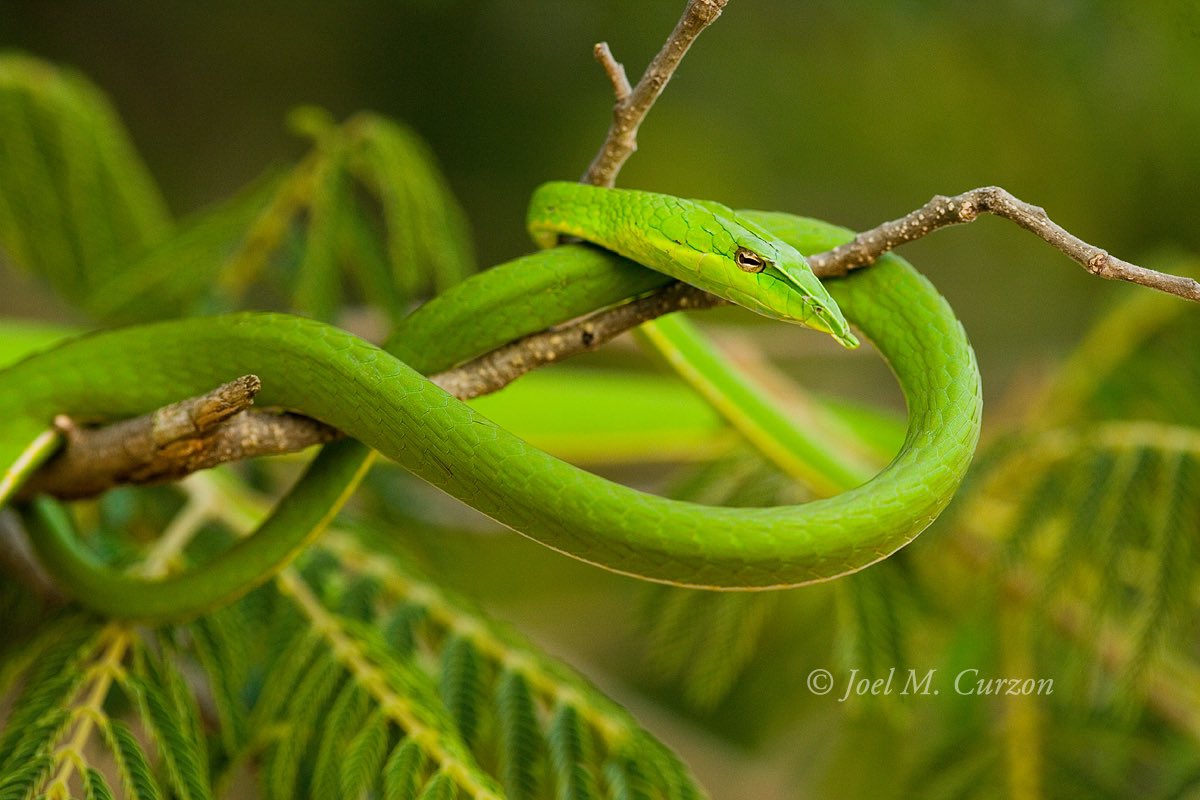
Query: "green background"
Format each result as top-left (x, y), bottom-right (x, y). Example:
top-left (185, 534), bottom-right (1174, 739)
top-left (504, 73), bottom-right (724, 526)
top-left (4, 0), bottom-right (1198, 391)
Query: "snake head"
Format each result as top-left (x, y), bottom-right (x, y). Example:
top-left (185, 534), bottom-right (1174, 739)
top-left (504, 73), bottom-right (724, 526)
top-left (712, 209), bottom-right (859, 349)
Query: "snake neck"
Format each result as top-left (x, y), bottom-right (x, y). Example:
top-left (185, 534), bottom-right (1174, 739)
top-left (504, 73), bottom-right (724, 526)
top-left (528, 183), bottom-right (712, 277)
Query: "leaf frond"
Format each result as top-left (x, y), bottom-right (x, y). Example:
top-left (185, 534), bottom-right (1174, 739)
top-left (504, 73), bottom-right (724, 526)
top-left (958, 421), bottom-right (1200, 698)
top-left (0, 52), bottom-right (169, 303)
top-left (305, 528), bottom-right (708, 799)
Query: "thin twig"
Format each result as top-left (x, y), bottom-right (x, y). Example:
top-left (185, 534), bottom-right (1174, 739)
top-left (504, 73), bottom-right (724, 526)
top-left (582, 0), bottom-right (729, 187)
top-left (434, 282), bottom-right (723, 399)
top-left (807, 186), bottom-right (1200, 301)
top-left (592, 43), bottom-right (632, 102)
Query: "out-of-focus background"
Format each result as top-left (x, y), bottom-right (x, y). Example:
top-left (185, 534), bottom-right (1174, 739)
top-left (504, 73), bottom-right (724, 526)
top-left (3, 2), bottom-right (1199, 797)
top-left (4, 0), bottom-right (1198, 384)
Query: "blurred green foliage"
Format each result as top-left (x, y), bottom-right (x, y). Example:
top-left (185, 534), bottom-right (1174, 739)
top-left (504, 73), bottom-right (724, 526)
top-left (3, 0), bottom-right (1198, 374)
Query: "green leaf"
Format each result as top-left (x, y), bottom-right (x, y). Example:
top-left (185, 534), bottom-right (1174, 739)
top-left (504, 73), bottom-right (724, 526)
top-left (0, 621), bottom-right (98, 770)
top-left (415, 771), bottom-right (459, 800)
top-left (602, 756), bottom-right (654, 800)
top-left (495, 670), bottom-right (543, 800)
top-left (316, 529), bottom-right (709, 800)
top-left (0, 710), bottom-right (66, 784)
top-left (834, 560), bottom-right (917, 696)
top-left (383, 602), bottom-right (428, 659)
top-left (338, 190), bottom-right (401, 317)
top-left (124, 656), bottom-right (212, 800)
top-left (340, 709), bottom-right (391, 798)
top-left (84, 767), bottom-right (118, 800)
top-left (309, 681), bottom-right (371, 799)
top-left (83, 174), bottom-right (283, 323)
top-left (188, 608), bottom-right (250, 756)
top-left (643, 588), bottom-right (779, 712)
top-left (294, 144), bottom-right (348, 321)
top-left (262, 652), bottom-right (344, 800)
top-left (104, 719), bottom-right (165, 800)
top-left (548, 705), bottom-right (601, 800)
top-left (344, 114), bottom-right (474, 303)
top-left (962, 422), bottom-right (1200, 697)
top-left (249, 626), bottom-right (324, 730)
top-left (0, 53), bottom-right (169, 302)
top-left (0, 753), bottom-right (50, 800)
top-left (383, 738), bottom-right (429, 800)
top-left (440, 635), bottom-right (486, 750)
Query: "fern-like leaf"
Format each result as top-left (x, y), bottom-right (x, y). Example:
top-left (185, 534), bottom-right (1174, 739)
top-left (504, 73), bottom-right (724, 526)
top-left (83, 176), bottom-right (282, 323)
top-left (83, 766), bottom-right (118, 800)
top-left (248, 626), bottom-right (325, 731)
top-left (383, 738), bottom-right (429, 800)
top-left (0, 620), bottom-right (98, 770)
top-left (309, 681), bottom-right (372, 798)
top-left (104, 719), bottom-right (166, 800)
top-left (548, 705), bottom-right (602, 800)
top-left (959, 422), bottom-right (1200, 701)
top-left (416, 771), bottom-right (459, 800)
top-left (123, 662), bottom-right (212, 800)
top-left (341, 709), bottom-right (392, 798)
top-left (0, 53), bottom-right (169, 302)
top-left (440, 635), bottom-right (487, 750)
top-left (0, 753), bottom-right (51, 800)
top-left (603, 756), bottom-right (655, 800)
top-left (384, 602), bottom-right (429, 659)
top-left (312, 528), bottom-right (710, 800)
top-left (637, 453), bottom-right (790, 711)
top-left (293, 130), bottom-right (348, 321)
top-left (187, 607), bottom-right (250, 756)
top-left (495, 670), bottom-right (544, 800)
top-left (343, 114), bottom-right (474, 296)
top-left (833, 559), bottom-right (918, 692)
top-left (262, 652), bottom-right (344, 800)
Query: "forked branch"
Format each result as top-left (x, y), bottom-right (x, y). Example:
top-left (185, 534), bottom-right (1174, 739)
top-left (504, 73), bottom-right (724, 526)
top-left (583, 0), bottom-right (729, 187)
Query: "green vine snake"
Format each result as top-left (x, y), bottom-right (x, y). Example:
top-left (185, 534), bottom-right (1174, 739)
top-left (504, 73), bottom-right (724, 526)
top-left (0, 183), bottom-right (982, 621)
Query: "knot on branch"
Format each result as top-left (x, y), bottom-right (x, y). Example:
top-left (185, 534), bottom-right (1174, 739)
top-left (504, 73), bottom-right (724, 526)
top-left (19, 376), bottom-right (339, 500)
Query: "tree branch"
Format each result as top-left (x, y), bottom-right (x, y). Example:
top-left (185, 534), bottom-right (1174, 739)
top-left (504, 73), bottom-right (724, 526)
top-left (582, 0), bottom-right (729, 187)
top-left (18, 377), bottom-right (338, 500)
top-left (807, 186), bottom-right (1200, 301)
top-left (435, 281), bottom-right (724, 399)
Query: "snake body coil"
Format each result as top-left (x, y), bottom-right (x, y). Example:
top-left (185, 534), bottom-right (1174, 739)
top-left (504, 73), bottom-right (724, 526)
top-left (1, 187), bottom-right (982, 620)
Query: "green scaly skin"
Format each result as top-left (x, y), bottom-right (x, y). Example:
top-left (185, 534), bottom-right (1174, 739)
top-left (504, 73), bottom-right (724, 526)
top-left (528, 183), bottom-right (859, 347)
top-left (3, 191), bottom-right (981, 621)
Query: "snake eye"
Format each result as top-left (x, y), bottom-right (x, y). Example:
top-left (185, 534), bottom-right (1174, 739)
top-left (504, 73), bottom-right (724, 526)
top-left (734, 247), bottom-right (767, 273)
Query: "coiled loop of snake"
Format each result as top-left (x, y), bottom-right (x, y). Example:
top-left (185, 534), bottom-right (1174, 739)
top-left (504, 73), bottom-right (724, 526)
top-left (2, 187), bottom-right (981, 620)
